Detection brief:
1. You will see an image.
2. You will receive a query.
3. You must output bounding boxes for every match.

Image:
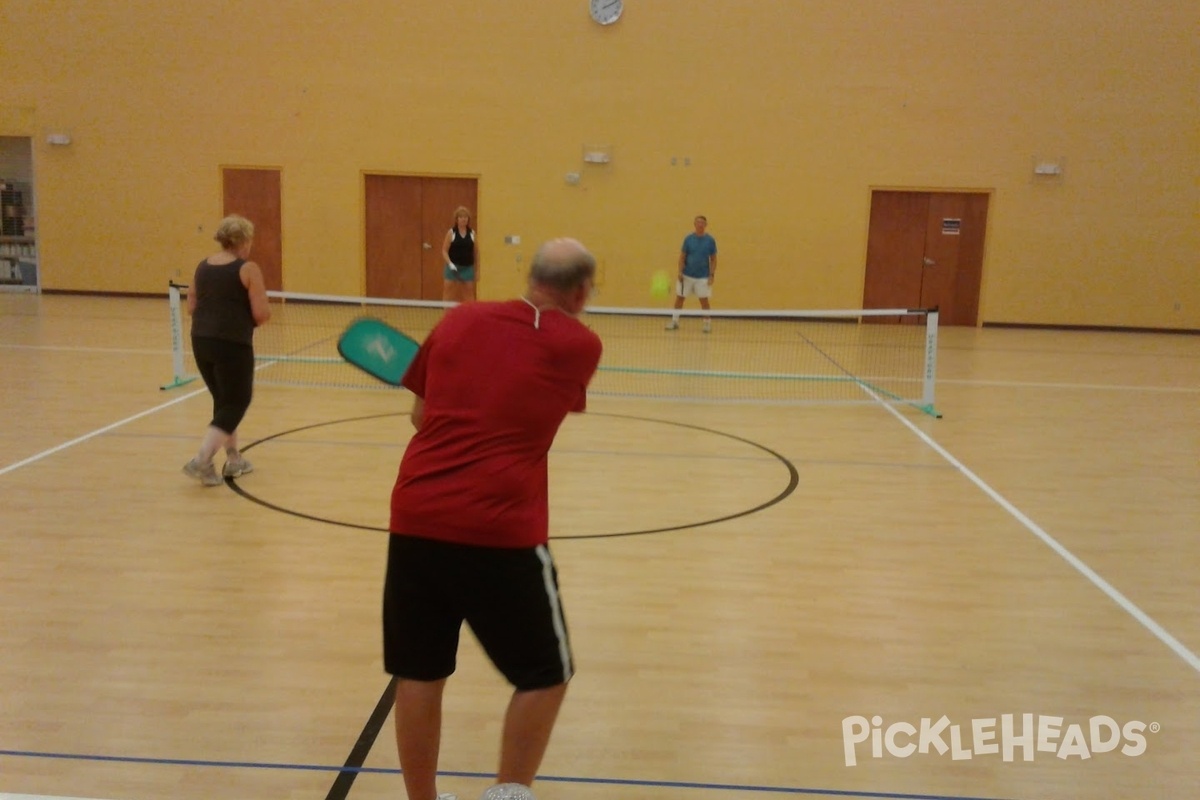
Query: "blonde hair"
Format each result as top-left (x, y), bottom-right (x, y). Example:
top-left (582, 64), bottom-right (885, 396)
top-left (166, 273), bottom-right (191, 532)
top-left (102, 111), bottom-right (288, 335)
top-left (453, 206), bottom-right (472, 224)
top-left (214, 215), bottom-right (255, 249)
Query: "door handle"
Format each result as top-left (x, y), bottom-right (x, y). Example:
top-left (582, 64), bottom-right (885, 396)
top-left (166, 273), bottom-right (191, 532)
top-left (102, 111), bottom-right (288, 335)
top-left (422, 243), bottom-right (433, 250)
top-left (923, 257), bottom-right (936, 267)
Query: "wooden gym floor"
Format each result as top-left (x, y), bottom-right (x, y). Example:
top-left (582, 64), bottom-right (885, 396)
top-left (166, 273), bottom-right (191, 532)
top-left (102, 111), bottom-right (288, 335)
top-left (0, 293), bottom-right (1196, 800)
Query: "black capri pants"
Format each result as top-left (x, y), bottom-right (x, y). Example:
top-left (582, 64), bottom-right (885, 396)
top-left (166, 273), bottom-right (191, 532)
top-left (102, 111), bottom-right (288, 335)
top-left (191, 335), bottom-right (255, 435)
top-left (383, 534), bottom-right (574, 691)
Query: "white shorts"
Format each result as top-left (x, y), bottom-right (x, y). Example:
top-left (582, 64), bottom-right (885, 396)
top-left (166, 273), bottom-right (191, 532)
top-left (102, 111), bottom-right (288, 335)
top-left (677, 276), bottom-right (712, 299)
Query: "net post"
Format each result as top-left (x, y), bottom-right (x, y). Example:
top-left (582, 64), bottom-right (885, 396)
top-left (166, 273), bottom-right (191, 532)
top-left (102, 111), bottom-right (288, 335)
top-left (920, 309), bottom-right (942, 418)
top-left (161, 280), bottom-right (198, 390)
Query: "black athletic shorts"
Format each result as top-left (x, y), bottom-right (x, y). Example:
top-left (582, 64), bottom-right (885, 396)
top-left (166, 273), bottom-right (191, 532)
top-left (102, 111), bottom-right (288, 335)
top-left (383, 534), bottom-right (574, 691)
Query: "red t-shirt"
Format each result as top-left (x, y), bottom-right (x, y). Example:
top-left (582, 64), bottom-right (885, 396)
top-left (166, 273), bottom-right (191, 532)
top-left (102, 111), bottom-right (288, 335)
top-left (390, 300), bottom-right (603, 548)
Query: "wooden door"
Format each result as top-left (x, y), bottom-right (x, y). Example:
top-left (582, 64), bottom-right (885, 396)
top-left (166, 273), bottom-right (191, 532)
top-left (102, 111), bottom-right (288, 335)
top-left (365, 175), bottom-right (423, 299)
top-left (222, 168), bottom-right (282, 291)
top-left (862, 190), bottom-right (988, 325)
top-left (365, 175), bottom-right (478, 300)
top-left (863, 192), bottom-right (927, 324)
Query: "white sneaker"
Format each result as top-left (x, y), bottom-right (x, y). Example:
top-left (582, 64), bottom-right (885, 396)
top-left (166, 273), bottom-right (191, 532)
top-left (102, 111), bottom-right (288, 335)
top-left (665, 320), bottom-right (679, 331)
top-left (437, 794), bottom-right (459, 800)
top-left (183, 458), bottom-right (223, 487)
top-left (222, 456), bottom-right (254, 478)
top-left (479, 784), bottom-right (535, 800)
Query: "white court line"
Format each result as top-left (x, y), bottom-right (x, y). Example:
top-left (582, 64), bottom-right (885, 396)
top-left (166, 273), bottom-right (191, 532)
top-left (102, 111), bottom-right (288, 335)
top-left (939, 377), bottom-right (1200, 393)
top-left (0, 387), bottom-right (208, 477)
top-left (877, 399), bottom-right (1200, 676)
top-left (4, 340), bottom-right (1196, 674)
top-left (0, 347), bottom-right (288, 477)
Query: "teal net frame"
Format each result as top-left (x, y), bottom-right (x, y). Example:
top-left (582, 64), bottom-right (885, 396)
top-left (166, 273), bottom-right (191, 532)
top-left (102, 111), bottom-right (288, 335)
top-left (160, 281), bottom-right (198, 390)
top-left (582, 304), bottom-right (941, 417)
top-left (163, 287), bottom-right (449, 392)
top-left (164, 289), bottom-right (941, 417)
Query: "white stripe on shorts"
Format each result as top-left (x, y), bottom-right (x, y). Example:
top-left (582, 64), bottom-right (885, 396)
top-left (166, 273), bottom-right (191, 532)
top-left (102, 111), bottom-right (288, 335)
top-left (535, 544), bottom-right (573, 682)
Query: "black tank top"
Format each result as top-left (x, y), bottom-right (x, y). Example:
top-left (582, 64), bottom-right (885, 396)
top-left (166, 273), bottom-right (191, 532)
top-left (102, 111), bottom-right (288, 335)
top-left (190, 258), bottom-right (255, 345)
top-left (448, 227), bottom-right (475, 267)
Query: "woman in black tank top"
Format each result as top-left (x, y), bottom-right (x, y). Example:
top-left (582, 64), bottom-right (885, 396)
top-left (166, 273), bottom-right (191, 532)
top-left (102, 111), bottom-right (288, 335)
top-left (182, 214), bottom-right (272, 486)
top-left (441, 205), bottom-right (479, 304)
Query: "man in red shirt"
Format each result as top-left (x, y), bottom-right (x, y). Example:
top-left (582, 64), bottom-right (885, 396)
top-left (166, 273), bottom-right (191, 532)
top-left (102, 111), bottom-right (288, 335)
top-left (384, 238), bottom-right (603, 800)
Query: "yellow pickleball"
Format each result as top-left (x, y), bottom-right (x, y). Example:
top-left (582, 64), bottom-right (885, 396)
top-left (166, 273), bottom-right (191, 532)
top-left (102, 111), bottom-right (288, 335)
top-left (650, 270), bottom-right (672, 299)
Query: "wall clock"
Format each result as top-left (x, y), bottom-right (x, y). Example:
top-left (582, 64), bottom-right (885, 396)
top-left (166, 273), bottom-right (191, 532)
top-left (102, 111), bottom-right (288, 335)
top-left (590, 0), bottom-right (623, 26)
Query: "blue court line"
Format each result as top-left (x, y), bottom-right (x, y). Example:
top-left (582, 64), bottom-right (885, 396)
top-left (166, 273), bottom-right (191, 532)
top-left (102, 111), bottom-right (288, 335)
top-left (0, 749), bottom-right (1020, 800)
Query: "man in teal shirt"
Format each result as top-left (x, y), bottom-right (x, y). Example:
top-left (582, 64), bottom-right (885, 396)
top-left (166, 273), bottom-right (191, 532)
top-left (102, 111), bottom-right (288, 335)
top-left (666, 215), bottom-right (717, 332)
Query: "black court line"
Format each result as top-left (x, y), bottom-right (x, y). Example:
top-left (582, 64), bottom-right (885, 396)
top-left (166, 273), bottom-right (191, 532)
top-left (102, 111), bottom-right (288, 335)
top-left (324, 676), bottom-right (396, 800)
top-left (227, 411), bottom-right (800, 540)
top-left (0, 749), bottom-right (1027, 800)
top-left (226, 410), bottom-right (797, 797)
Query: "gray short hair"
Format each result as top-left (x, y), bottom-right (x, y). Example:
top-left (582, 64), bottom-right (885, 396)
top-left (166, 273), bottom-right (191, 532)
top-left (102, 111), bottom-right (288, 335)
top-left (529, 238), bottom-right (596, 291)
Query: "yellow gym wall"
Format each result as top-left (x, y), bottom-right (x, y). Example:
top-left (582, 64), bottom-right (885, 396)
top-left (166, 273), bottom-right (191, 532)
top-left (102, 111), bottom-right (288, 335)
top-left (1, 0), bottom-right (1196, 328)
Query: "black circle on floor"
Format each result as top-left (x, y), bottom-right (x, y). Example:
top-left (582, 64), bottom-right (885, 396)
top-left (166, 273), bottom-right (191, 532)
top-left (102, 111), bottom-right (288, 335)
top-left (228, 411), bottom-right (798, 540)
